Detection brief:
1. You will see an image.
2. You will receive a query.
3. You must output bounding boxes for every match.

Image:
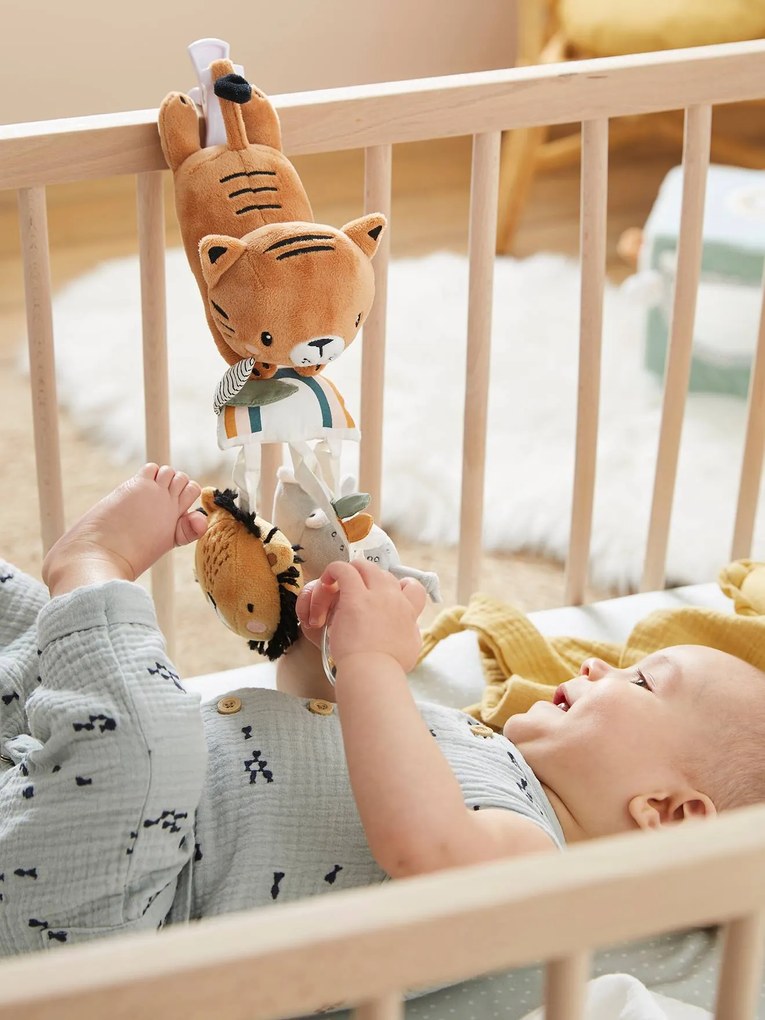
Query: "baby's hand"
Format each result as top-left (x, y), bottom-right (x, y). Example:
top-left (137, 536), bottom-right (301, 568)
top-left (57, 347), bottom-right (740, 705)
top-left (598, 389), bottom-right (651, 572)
top-left (295, 576), bottom-right (339, 650)
top-left (296, 561), bottom-right (426, 673)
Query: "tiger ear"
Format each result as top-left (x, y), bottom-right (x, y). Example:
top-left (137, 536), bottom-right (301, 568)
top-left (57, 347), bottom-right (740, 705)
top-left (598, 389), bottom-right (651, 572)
top-left (199, 235), bottom-right (247, 287)
top-left (342, 214), bottom-right (387, 259)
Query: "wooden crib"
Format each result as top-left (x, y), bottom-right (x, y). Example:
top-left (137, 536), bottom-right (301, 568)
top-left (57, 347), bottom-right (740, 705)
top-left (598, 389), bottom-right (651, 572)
top-left (2, 38), bottom-right (765, 1020)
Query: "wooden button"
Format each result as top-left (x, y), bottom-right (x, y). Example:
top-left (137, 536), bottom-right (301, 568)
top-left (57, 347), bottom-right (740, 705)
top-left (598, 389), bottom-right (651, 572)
top-left (217, 695), bottom-right (242, 715)
top-left (470, 723), bottom-right (494, 738)
top-left (307, 699), bottom-right (334, 716)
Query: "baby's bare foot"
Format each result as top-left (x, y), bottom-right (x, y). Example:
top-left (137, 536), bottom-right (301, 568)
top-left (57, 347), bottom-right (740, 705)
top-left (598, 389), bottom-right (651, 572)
top-left (43, 464), bottom-right (207, 596)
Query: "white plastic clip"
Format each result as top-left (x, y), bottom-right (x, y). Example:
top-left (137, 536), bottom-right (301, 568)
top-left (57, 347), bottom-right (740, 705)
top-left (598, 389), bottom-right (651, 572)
top-left (187, 37), bottom-right (245, 147)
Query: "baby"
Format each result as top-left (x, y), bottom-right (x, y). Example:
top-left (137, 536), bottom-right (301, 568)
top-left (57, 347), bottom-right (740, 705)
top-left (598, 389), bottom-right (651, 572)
top-left (1, 464), bottom-right (764, 959)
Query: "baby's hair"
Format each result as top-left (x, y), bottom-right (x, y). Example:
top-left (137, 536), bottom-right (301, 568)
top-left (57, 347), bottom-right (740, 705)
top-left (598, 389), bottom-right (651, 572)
top-left (687, 660), bottom-right (765, 812)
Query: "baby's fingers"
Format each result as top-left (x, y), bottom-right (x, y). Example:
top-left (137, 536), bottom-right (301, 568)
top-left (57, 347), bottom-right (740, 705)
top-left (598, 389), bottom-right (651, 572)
top-left (400, 577), bottom-right (427, 618)
top-left (320, 560), bottom-right (369, 593)
top-left (295, 582), bottom-right (315, 628)
top-left (306, 576), bottom-right (340, 629)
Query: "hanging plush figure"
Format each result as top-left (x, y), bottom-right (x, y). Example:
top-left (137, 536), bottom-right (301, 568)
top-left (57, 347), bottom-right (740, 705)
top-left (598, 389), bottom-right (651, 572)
top-left (158, 49), bottom-right (385, 378)
top-left (160, 40), bottom-right (439, 657)
top-left (159, 41), bottom-right (385, 513)
top-left (194, 487), bottom-right (304, 660)
top-left (273, 468), bottom-right (442, 603)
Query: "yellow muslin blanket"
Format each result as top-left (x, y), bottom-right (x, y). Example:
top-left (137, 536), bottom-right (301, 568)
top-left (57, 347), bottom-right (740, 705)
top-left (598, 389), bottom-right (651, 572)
top-left (418, 560), bottom-right (765, 730)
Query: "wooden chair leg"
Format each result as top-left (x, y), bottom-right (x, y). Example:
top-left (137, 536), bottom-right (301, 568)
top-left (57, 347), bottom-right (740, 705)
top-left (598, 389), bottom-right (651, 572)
top-left (709, 135), bottom-right (765, 169)
top-left (496, 27), bottom-right (567, 254)
top-left (496, 122), bottom-right (548, 253)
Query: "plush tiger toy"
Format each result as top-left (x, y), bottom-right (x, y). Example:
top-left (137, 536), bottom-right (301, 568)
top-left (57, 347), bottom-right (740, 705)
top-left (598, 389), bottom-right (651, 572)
top-left (158, 60), bottom-right (385, 379)
top-left (157, 49), bottom-right (438, 660)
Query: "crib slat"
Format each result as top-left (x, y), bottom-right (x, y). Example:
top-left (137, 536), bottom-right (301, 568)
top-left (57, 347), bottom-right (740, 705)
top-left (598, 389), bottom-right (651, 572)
top-left (355, 993), bottom-right (404, 1019)
top-left (565, 117), bottom-right (608, 606)
top-left (359, 144), bottom-right (392, 519)
top-left (458, 131), bottom-right (501, 604)
top-left (641, 104), bottom-right (711, 592)
top-left (730, 264), bottom-right (765, 560)
top-left (17, 186), bottom-right (65, 555)
top-left (544, 953), bottom-right (590, 1020)
top-left (136, 171), bottom-right (174, 651)
top-left (714, 912), bottom-right (765, 1020)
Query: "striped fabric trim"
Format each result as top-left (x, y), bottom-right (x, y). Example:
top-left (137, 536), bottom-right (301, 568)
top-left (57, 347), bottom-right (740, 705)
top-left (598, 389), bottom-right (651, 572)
top-left (213, 358), bottom-right (256, 415)
top-left (217, 367), bottom-right (359, 449)
top-left (323, 375), bottom-right (356, 430)
top-left (279, 368), bottom-right (332, 427)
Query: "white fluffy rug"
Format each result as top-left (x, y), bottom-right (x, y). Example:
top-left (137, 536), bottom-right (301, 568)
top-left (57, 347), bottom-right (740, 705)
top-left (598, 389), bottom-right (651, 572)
top-left (41, 250), bottom-right (764, 592)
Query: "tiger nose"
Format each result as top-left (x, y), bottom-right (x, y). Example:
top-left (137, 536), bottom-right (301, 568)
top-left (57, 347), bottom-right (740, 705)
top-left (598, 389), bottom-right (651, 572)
top-left (308, 338), bottom-right (333, 356)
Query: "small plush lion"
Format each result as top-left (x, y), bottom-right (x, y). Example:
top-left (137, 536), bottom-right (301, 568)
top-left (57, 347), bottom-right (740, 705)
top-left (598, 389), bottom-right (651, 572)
top-left (194, 488), bottom-right (304, 659)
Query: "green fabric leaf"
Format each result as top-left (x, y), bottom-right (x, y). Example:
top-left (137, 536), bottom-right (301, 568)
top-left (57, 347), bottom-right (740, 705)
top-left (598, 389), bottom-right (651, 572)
top-left (333, 492), bottom-right (371, 518)
top-left (226, 379), bottom-right (299, 407)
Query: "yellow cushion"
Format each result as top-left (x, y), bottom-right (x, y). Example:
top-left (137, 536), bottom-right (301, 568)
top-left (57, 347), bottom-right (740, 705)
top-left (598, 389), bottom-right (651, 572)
top-left (559, 0), bottom-right (765, 56)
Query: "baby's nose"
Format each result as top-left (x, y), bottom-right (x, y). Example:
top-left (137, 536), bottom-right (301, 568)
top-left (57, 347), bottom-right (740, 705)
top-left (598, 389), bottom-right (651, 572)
top-left (579, 657), bottom-right (609, 681)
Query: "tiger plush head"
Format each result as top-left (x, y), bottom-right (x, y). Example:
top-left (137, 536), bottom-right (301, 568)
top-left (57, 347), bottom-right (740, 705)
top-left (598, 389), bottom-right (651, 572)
top-left (199, 214), bottom-right (386, 378)
top-left (159, 61), bottom-right (387, 377)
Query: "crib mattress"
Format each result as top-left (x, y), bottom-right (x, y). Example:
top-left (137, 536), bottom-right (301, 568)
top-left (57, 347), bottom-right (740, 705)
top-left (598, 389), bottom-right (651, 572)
top-left (184, 581), bottom-right (731, 703)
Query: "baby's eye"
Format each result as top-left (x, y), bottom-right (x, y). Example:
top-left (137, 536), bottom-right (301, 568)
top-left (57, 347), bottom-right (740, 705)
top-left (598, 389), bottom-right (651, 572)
top-left (632, 669), bottom-right (651, 690)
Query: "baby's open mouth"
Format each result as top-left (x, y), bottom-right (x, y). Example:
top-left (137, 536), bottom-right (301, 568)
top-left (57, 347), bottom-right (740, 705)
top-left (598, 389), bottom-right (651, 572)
top-left (553, 686), bottom-right (570, 711)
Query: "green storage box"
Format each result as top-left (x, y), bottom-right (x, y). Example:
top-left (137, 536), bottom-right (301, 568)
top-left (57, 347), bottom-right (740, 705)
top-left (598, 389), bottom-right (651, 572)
top-left (640, 164), bottom-right (765, 398)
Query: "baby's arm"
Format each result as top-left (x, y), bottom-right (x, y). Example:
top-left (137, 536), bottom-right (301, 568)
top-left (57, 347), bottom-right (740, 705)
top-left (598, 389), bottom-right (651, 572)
top-left (304, 562), bottom-right (556, 878)
top-left (275, 629), bottom-right (336, 701)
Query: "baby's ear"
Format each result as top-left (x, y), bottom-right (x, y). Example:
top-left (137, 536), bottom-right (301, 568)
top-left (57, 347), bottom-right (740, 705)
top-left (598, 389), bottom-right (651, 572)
top-left (199, 235), bottom-right (247, 287)
top-left (628, 790), bottom-right (716, 830)
top-left (341, 214), bottom-right (387, 259)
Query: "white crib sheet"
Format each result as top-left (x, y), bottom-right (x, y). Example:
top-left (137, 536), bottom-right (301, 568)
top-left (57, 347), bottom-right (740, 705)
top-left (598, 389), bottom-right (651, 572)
top-left (184, 582), bottom-right (741, 1019)
top-left (185, 581), bottom-right (731, 704)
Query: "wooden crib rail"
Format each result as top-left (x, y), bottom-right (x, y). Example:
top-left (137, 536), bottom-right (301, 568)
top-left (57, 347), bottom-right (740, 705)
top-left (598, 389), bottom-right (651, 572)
top-left (3, 40), bottom-right (765, 187)
top-left (1, 803), bottom-right (764, 1020)
top-left (6, 37), bottom-right (765, 616)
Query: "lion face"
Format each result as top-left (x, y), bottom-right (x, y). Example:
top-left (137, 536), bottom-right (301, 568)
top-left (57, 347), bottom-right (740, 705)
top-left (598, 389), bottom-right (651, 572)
top-left (194, 488), bottom-right (304, 660)
top-left (199, 216), bottom-right (385, 374)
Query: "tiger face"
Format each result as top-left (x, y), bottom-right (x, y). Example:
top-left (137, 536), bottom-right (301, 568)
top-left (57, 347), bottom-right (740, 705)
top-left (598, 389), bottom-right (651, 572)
top-left (199, 215), bottom-right (386, 377)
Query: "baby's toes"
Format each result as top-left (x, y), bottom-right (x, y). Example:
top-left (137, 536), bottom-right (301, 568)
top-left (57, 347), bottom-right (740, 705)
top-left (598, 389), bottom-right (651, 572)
top-left (155, 465), bottom-right (175, 490)
top-left (177, 479), bottom-right (202, 514)
top-left (175, 509), bottom-right (207, 547)
top-left (137, 462), bottom-right (160, 480)
top-left (169, 471), bottom-right (190, 498)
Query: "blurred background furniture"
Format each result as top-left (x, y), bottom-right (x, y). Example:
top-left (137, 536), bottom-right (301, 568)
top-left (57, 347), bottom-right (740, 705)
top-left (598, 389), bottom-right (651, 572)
top-left (496, 0), bottom-right (765, 253)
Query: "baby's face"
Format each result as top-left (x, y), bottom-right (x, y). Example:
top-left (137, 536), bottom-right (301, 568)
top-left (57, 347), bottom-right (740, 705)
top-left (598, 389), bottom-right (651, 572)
top-left (504, 645), bottom-right (759, 832)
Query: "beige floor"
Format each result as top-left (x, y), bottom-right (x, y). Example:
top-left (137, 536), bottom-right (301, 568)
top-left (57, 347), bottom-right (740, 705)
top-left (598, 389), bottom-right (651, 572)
top-left (0, 109), bottom-right (755, 676)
